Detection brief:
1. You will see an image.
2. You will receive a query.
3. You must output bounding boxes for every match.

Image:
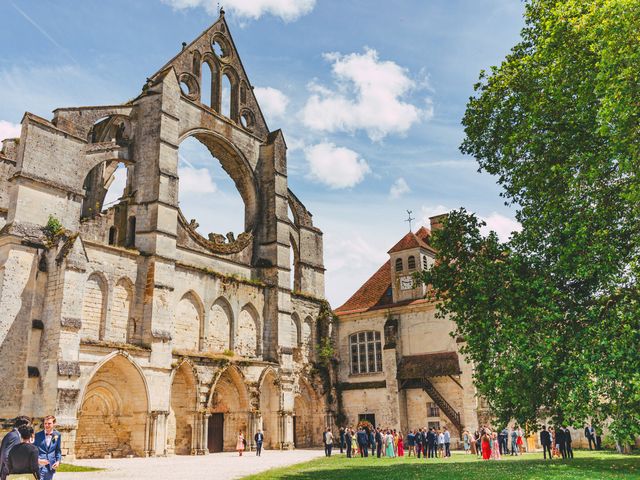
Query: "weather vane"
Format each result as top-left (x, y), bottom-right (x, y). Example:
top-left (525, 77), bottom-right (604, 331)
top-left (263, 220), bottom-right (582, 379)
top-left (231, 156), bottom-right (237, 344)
top-left (405, 210), bottom-right (415, 232)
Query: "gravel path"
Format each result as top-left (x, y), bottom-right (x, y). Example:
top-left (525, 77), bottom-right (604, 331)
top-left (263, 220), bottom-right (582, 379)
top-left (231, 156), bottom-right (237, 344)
top-left (57, 449), bottom-right (325, 480)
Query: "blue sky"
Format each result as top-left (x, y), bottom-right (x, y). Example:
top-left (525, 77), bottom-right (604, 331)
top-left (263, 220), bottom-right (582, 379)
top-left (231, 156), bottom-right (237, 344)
top-left (0, 0), bottom-right (526, 307)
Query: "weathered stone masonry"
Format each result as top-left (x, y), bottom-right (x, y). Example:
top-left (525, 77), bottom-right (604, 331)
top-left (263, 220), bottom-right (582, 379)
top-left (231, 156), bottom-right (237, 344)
top-left (0, 10), bottom-right (329, 459)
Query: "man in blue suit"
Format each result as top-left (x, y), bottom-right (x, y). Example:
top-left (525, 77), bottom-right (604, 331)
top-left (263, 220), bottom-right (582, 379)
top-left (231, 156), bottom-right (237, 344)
top-left (34, 416), bottom-right (61, 480)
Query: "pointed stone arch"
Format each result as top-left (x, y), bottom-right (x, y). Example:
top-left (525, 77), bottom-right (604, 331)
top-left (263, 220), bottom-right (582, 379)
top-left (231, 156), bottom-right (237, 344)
top-left (76, 352), bottom-right (149, 458)
top-left (206, 296), bottom-right (233, 352)
top-left (110, 277), bottom-right (134, 343)
top-left (207, 365), bottom-right (250, 452)
top-left (294, 377), bottom-right (322, 448)
top-left (237, 302), bottom-right (260, 357)
top-left (291, 312), bottom-right (301, 347)
top-left (168, 360), bottom-right (199, 455)
top-left (174, 290), bottom-right (204, 352)
top-left (81, 271), bottom-right (108, 341)
top-left (258, 367), bottom-right (280, 449)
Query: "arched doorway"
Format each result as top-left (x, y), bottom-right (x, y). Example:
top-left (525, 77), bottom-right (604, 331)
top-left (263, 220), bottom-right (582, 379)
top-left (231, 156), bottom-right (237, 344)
top-left (167, 362), bottom-right (197, 455)
top-left (208, 366), bottom-right (249, 452)
top-left (76, 354), bottom-right (149, 458)
top-left (259, 369), bottom-right (280, 449)
top-left (294, 379), bottom-right (321, 448)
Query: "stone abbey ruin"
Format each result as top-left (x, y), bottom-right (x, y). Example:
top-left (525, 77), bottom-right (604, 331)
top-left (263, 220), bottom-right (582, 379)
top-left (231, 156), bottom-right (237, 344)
top-left (0, 10), bottom-right (330, 458)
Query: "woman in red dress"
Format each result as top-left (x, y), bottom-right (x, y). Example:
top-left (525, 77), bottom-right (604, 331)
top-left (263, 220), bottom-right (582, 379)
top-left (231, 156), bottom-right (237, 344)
top-left (481, 430), bottom-right (492, 460)
top-left (397, 432), bottom-right (404, 457)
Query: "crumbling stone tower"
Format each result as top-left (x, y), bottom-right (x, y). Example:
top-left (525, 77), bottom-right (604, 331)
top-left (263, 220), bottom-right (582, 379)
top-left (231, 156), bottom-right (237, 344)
top-left (0, 10), bottom-right (328, 458)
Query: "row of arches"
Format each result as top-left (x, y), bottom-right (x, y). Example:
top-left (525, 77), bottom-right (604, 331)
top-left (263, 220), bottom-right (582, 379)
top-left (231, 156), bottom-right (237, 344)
top-left (75, 353), bottom-right (323, 458)
top-left (81, 272), bottom-right (137, 344)
top-left (174, 291), bottom-right (261, 357)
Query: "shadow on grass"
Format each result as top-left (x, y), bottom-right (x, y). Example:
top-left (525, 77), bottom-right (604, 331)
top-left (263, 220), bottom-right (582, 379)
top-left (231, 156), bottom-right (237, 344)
top-left (246, 453), bottom-right (640, 480)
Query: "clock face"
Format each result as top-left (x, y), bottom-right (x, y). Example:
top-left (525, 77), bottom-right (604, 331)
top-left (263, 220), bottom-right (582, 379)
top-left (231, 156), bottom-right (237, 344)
top-left (400, 275), bottom-right (413, 290)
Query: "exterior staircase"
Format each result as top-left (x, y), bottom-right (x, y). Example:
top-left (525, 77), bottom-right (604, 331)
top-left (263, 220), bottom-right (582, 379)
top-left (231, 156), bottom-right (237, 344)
top-left (421, 378), bottom-right (462, 436)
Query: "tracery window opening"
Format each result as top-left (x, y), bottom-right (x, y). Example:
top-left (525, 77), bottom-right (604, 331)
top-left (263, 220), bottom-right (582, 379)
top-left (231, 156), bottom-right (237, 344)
top-left (395, 258), bottom-right (403, 272)
top-left (408, 255), bottom-right (416, 270)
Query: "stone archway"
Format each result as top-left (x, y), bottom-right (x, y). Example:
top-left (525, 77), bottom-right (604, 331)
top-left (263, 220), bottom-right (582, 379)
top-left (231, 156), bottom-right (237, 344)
top-left (294, 379), bottom-right (321, 448)
top-left (208, 366), bottom-right (250, 452)
top-left (167, 362), bottom-right (198, 455)
top-left (259, 369), bottom-right (280, 449)
top-left (76, 354), bottom-right (149, 458)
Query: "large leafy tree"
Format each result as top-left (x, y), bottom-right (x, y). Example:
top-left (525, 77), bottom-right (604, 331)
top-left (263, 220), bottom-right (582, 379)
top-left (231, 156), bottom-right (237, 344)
top-left (422, 0), bottom-right (640, 443)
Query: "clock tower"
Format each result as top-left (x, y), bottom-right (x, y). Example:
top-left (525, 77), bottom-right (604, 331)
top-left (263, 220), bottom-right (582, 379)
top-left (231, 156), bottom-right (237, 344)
top-left (387, 226), bottom-right (436, 304)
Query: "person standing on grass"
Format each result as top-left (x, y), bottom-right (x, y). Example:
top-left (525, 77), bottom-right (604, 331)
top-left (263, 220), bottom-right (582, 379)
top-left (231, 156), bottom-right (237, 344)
top-left (556, 426), bottom-right (566, 459)
top-left (427, 428), bottom-right (436, 458)
top-left (564, 427), bottom-right (573, 459)
top-left (385, 430), bottom-right (395, 458)
top-left (540, 426), bottom-right (552, 460)
top-left (339, 427), bottom-right (345, 454)
top-left (368, 428), bottom-right (375, 457)
top-left (324, 429), bottom-right (334, 457)
top-left (397, 432), bottom-right (404, 457)
top-left (437, 429), bottom-right (445, 458)
top-left (510, 427), bottom-right (519, 456)
top-left (491, 431), bottom-right (501, 460)
top-left (344, 428), bottom-right (352, 458)
top-left (406, 430), bottom-right (415, 457)
top-left (375, 428), bottom-right (383, 458)
top-left (499, 427), bottom-right (509, 455)
top-left (356, 427), bottom-right (368, 458)
top-left (481, 429), bottom-right (492, 460)
top-left (443, 427), bottom-right (451, 458)
top-left (584, 424), bottom-right (596, 451)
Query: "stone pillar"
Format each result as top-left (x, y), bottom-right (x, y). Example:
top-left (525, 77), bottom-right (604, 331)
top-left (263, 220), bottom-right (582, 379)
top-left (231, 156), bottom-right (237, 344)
top-left (281, 412), bottom-right (294, 450)
top-left (202, 413), bottom-right (210, 454)
top-left (382, 316), bottom-right (402, 430)
top-left (150, 410), bottom-right (168, 456)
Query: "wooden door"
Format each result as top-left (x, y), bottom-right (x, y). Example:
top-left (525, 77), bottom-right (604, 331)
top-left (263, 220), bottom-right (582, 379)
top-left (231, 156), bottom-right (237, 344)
top-left (208, 413), bottom-right (224, 452)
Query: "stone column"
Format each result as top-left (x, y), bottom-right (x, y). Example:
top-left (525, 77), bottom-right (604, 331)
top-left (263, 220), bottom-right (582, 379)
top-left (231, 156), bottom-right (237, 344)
top-left (202, 413), bottom-right (210, 454)
top-left (150, 410), bottom-right (169, 456)
top-left (146, 412), bottom-right (157, 456)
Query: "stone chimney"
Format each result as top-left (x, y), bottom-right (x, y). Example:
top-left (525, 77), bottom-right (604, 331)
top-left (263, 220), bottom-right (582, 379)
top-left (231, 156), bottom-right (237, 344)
top-left (429, 213), bottom-right (448, 232)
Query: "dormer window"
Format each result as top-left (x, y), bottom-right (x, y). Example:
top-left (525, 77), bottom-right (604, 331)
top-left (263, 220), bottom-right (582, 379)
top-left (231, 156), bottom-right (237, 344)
top-left (408, 255), bottom-right (416, 270)
top-left (395, 258), bottom-right (403, 272)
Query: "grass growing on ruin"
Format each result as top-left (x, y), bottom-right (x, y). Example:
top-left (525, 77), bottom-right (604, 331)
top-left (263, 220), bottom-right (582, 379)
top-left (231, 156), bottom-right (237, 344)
top-left (241, 450), bottom-right (640, 480)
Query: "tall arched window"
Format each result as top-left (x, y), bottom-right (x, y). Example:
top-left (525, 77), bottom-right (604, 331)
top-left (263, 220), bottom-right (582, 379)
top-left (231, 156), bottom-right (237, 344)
top-left (201, 61), bottom-right (213, 107)
top-left (350, 331), bottom-right (382, 374)
top-left (221, 73), bottom-right (232, 118)
top-left (395, 258), bottom-right (403, 272)
top-left (408, 255), bottom-right (416, 270)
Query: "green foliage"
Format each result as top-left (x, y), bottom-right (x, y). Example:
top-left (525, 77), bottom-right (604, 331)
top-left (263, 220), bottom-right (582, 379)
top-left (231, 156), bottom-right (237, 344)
top-left (317, 337), bottom-right (335, 367)
top-left (239, 451), bottom-right (640, 480)
top-left (425, 0), bottom-right (640, 443)
top-left (44, 215), bottom-right (64, 237)
top-left (222, 349), bottom-right (234, 357)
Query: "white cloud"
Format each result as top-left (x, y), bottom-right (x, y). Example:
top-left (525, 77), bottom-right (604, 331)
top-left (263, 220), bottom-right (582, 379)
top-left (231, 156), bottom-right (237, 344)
top-left (419, 205), bottom-right (521, 242)
top-left (162, 0), bottom-right (315, 21)
top-left (305, 142), bottom-right (370, 189)
top-left (254, 86), bottom-right (289, 122)
top-left (302, 48), bottom-right (431, 141)
top-left (178, 166), bottom-right (217, 194)
top-left (389, 177), bottom-right (410, 199)
top-left (0, 121), bottom-right (21, 142)
top-left (481, 212), bottom-right (522, 243)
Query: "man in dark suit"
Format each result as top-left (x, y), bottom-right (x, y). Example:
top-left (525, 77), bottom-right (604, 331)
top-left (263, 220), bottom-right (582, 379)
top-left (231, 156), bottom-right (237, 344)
top-left (584, 424), bottom-right (596, 450)
top-left (375, 428), bottom-right (383, 458)
top-left (0, 416), bottom-right (31, 480)
top-left (415, 428), bottom-right (423, 458)
top-left (254, 430), bottom-right (264, 456)
top-left (356, 427), bottom-right (368, 457)
top-left (427, 428), bottom-right (437, 458)
top-left (564, 427), bottom-right (573, 459)
top-left (345, 428), bottom-right (352, 458)
top-left (6, 425), bottom-right (39, 480)
top-left (339, 427), bottom-right (345, 454)
top-left (368, 428), bottom-right (375, 457)
top-left (34, 416), bottom-right (62, 480)
top-left (540, 425), bottom-right (552, 460)
top-left (555, 426), bottom-right (566, 459)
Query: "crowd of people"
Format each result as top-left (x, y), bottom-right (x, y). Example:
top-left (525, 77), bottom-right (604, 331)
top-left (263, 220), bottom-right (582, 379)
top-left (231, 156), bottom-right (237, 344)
top-left (321, 423), bottom-right (595, 461)
top-left (0, 415), bottom-right (62, 480)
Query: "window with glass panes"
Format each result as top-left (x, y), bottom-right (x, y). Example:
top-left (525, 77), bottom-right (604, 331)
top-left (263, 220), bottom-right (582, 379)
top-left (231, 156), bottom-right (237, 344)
top-left (349, 331), bottom-right (382, 374)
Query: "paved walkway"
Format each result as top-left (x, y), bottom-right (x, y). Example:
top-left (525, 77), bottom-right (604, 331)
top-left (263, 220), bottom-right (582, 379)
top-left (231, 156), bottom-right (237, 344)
top-left (57, 449), bottom-right (324, 480)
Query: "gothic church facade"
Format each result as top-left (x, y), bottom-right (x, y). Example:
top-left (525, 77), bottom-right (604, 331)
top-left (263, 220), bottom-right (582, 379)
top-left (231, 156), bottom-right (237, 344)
top-left (0, 11), bottom-right (328, 458)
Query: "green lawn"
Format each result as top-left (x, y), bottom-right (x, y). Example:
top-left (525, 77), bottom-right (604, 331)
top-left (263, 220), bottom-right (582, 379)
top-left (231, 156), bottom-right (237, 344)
top-left (241, 450), bottom-right (640, 480)
top-left (10, 463), bottom-right (101, 479)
